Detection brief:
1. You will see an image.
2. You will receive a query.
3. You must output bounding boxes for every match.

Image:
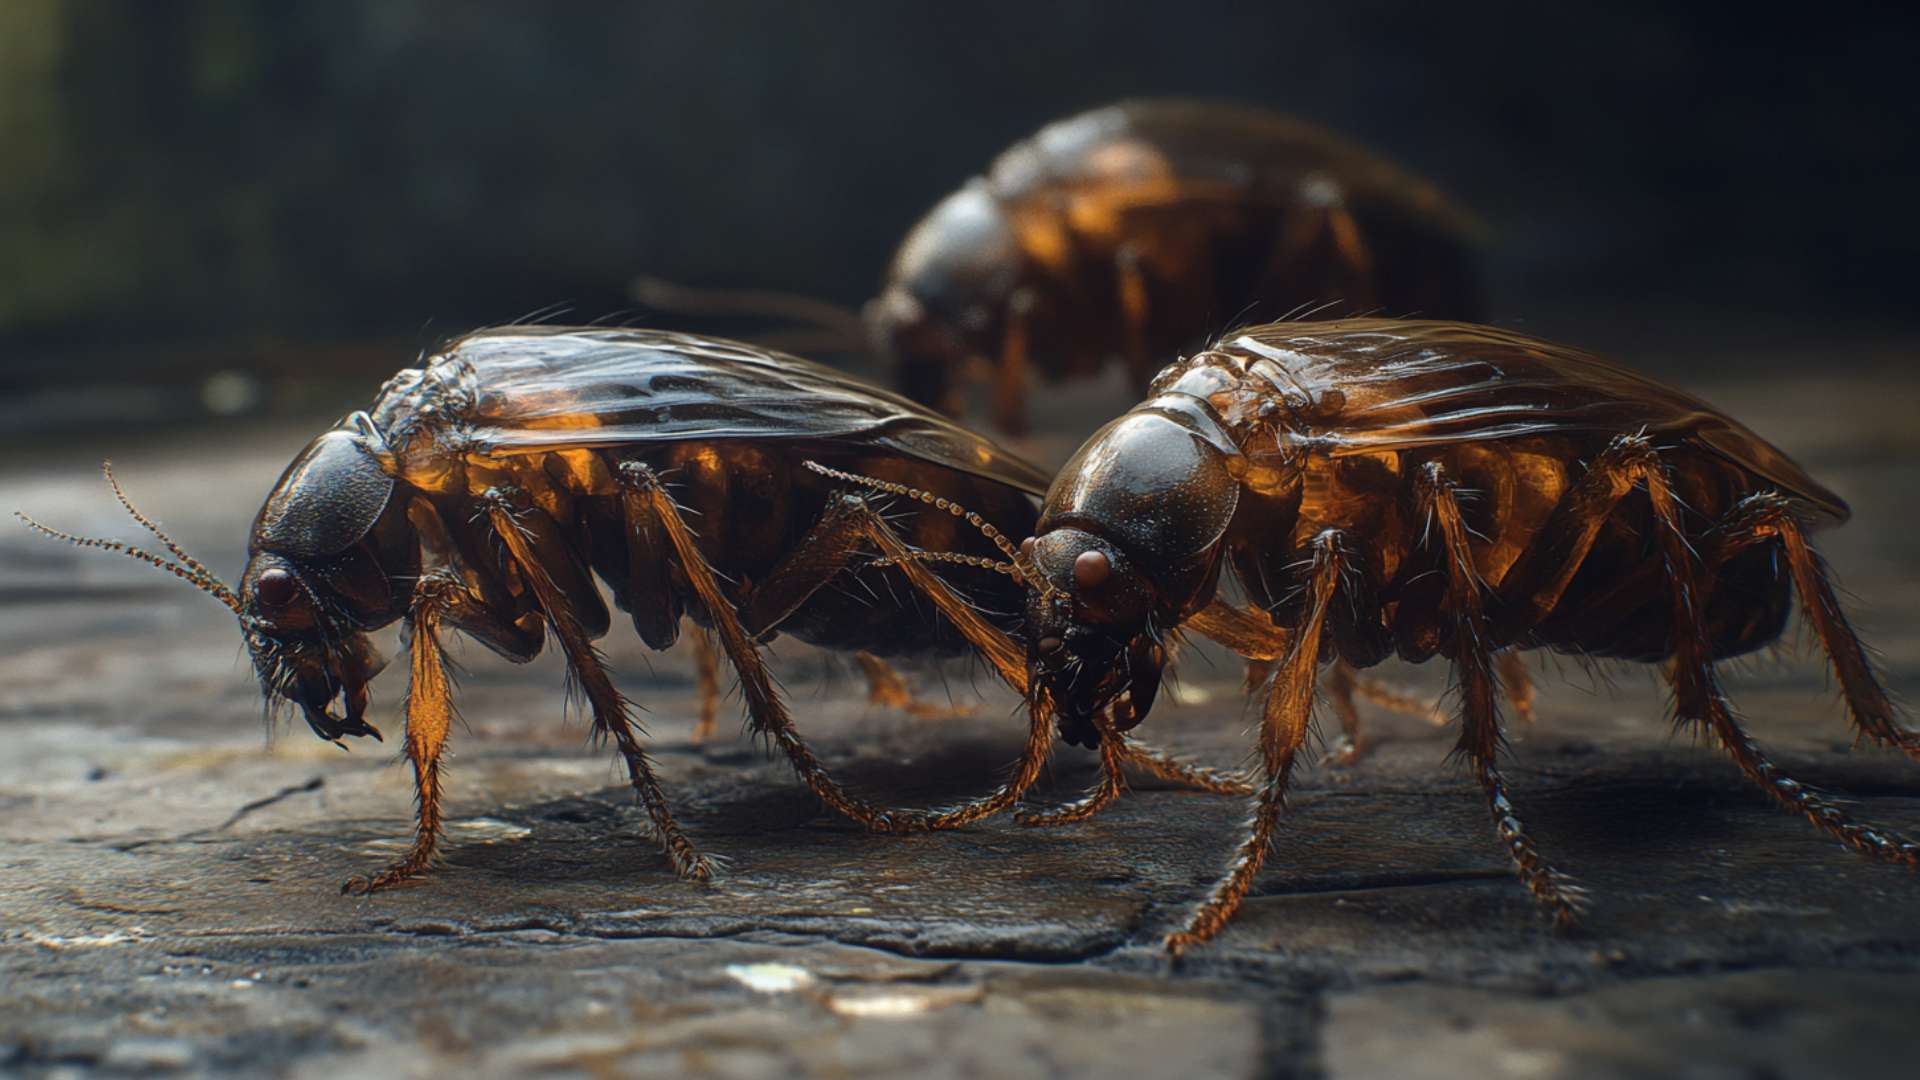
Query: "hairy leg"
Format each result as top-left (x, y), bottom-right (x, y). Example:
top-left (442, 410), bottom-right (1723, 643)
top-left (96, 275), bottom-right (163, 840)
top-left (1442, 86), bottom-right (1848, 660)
top-left (1647, 478), bottom-right (1920, 867)
top-left (1164, 531), bottom-right (1343, 956)
top-left (488, 486), bottom-right (712, 881)
top-left (342, 577), bottom-right (458, 894)
top-left (1191, 602), bottom-right (1439, 765)
top-left (1422, 464), bottom-right (1585, 924)
top-left (1721, 493), bottom-right (1917, 764)
top-left (618, 466), bottom-right (917, 831)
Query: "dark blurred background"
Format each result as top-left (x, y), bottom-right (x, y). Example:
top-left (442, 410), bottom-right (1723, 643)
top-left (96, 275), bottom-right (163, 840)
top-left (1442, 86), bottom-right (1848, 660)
top-left (3, 0), bottom-right (1917, 440)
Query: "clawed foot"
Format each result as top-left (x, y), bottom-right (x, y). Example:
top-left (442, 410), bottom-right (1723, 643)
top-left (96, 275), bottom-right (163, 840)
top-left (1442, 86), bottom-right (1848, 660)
top-left (1014, 804), bottom-right (1100, 828)
top-left (340, 860), bottom-right (427, 896)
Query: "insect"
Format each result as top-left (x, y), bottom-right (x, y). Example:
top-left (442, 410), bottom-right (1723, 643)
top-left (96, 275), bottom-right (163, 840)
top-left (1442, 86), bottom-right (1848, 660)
top-left (826, 318), bottom-right (1919, 954)
top-left (18, 328), bottom-right (1241, 891)
top-left (868, 98), bottom-right (1485, 435)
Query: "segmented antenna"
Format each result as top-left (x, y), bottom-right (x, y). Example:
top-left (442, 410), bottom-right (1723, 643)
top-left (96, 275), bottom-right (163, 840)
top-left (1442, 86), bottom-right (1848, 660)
top-left (15, 463), bottom-right (241, 614)
top-left (803, 460), bottom-right (1058, 602)
top-left (864, 550), bottom-right (1025, 579)
top-left (102, 462), bottom-right (225, 591)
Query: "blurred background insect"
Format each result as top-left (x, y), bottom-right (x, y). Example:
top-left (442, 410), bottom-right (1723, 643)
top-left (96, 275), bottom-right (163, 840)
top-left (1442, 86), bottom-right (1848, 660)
top-left (18, 327), bottom-right (1246, 892)
top-left (867, 98), bottom-right (1485, 435)
top-left (642, 99), bottom-right (1484, 439)
top-left (833, 318), bottom-right (1920, 954)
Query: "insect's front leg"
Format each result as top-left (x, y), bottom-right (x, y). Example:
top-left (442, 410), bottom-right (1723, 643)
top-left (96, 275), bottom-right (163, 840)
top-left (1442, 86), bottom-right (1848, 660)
top-left (1187, 599), bottom-right (1442, 766)
top-left (1164, 530), bottom-right (1344, 957)
top-left (342, 574), bottom-right (458, 895)
top-left (483, 485), bottom-right (713, 882)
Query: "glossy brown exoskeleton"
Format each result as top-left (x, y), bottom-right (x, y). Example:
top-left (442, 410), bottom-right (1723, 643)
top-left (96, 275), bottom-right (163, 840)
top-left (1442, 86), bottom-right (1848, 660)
top-left (870, 99), bottom-right (1485, 435)
top-left (19, 327), bottom-right (1243, 891)
top-left (829, 319), bottom-right (1919, 954)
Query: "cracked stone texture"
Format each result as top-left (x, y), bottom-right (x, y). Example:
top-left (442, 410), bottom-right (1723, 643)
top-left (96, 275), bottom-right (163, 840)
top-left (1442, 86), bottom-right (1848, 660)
top-left (3, 351), bottom-right (1919, 1078)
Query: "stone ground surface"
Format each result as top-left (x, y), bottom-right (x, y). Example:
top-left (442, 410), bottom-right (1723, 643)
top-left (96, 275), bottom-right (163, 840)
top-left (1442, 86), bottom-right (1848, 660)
top-left (3, 352), bottom-right (1920, 1078)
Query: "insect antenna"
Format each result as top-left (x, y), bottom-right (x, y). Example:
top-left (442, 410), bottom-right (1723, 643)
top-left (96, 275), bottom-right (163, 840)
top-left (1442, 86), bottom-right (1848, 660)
top-left (101, 462), bottom-right (225, 591)
top-left (864, 550), bottom-right (1027, 580)
top-left (802, 461), bottom-right (1058, 602)
top-left (15, 463), bottom-right (241, 614)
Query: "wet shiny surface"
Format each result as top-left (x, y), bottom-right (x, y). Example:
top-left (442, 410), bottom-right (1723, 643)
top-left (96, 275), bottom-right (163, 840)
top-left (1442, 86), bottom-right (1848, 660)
top-left (3, 353), bottom-right (1919, 1076)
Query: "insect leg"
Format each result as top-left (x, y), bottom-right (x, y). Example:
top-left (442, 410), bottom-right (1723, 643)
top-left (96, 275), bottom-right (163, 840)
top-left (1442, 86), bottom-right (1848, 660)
top-left (1323, 659), bottom-right (1369, 766)
top-left (990, 289), bottom-right (1034, 437)
top-left (1650, 483), bottom-right (1920, 866)
top-left (1497, 651), bottom-right (1539, 727)
top-left (342, 575), bottom-right (459, 895)
top-left (812, 494), bottom-right (1050, 828)
top-left (1490, 433), bottom-right (1662, 639)
top-left (1262, 186), bottom-right (1380, 316)
top-left (852, 651), bottom-right (974, 720)
top-left (1116, 245), bottom-right (1155, 393)
top-left (1184, 599), bottom-right (1291, 660)
top-left (1718, 493), bottom-right (1917, 764)
top-left (691, 627), bottom-right (720, 744)
top-left (1164, 530), bottom-right (1342, 957)
top-left (752, 477), bottom-right (1247, 821)
top-left (1016, 708), bottom-right (1128, 827)
top-left (1111, 740), bottom-right (1252, 796)
top-left (618, 466), bottom-right (934, 832)
top-left (1423, 464), bottom-right (1587, 926)
top-left (1189, 599), bottom-right (1439, 763)
top-left (484, 486), bottom-right (713, 882)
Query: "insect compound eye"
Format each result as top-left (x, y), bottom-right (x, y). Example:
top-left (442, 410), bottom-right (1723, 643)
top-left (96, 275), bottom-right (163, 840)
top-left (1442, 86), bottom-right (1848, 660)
top-left (1073, 549), bottom-right (1111, 589)
top-left (256, 568), bottom-right (299, 608)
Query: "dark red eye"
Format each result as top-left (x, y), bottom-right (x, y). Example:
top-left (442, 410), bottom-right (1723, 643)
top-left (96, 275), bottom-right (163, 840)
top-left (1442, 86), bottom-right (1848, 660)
top-left (1073, 549), bottom-right (1111, 589)
top-left (257, 568), bottom-right (298, 607)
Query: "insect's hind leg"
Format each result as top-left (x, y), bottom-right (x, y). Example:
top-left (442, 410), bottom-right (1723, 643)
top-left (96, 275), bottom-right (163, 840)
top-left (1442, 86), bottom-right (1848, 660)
top-left (1164, 531), bottom-right (1344, 956)
top-left (1422, 464), bottom-right (1586, 926)
top-left (1718, 493), bottom-right (1917, 765)
top-left (485, 487), bottom-right (713, 882)
top-left (342, 576), bottom-right (459, 895)
top-left (1649, 482), bottom-right (1920, 867)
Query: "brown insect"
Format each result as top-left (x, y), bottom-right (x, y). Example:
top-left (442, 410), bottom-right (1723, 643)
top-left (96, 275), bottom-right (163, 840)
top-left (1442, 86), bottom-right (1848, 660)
top-left (829, 318), bottom-right (1918, 954)
top-left (18, 327), bottom-right (1239, 891)
top-left (868, 98), bottom-right (1485, 435)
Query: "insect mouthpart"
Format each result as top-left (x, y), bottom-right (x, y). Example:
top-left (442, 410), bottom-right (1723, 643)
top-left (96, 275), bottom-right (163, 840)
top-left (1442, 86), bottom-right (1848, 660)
top-left (249, 628), bottom-right (386, 746)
